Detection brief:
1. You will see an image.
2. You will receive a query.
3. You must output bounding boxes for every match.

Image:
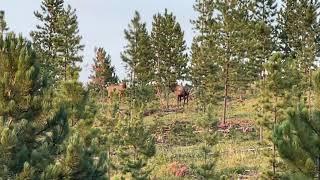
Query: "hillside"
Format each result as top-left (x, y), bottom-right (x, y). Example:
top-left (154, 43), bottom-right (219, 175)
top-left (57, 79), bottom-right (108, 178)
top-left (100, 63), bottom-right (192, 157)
top-left (109, 93), bottom-right (276, 179)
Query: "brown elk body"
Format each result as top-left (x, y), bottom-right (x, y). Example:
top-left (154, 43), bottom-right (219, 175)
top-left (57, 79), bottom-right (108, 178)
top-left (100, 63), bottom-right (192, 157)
top-left (170, 84), bottom-right (190, 107)
top-left (106, 82), bottom-right (127, 100)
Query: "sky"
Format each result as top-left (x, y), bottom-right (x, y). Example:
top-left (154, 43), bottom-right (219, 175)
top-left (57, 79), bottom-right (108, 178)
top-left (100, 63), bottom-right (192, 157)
top-left (1, 0), bottom-right (197, 83)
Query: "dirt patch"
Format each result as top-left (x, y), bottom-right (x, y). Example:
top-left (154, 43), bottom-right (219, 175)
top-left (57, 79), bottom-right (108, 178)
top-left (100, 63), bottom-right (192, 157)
top-left (143, 107), bottom-right (184, 117)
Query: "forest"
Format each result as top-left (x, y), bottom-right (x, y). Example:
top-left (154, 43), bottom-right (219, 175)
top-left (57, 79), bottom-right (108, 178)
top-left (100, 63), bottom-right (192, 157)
top-left (1, 0), bottom-right (320, 179)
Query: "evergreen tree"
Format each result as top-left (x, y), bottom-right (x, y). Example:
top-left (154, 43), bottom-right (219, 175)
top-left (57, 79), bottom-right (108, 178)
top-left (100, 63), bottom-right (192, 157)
top-left (60, 132), bottom-right (108, 179)
top-left (193, 104), bottom-right (219, 179)
top-left (31, 0), bottom-right (84, 84)
top-left (56, 80), bottom-right (87, 127)
top-left (261, 53), bottom-right (299, 178)
top-left (114, 111), bottom-right (156, 179)
top-left (252, 0), bottom-right (277, 80)
top-left (31, 0), bottom-right (65, 84)
top-left (121, 11), bottom-right (154, 86)
top-left (93, 98), bottom-right (121, 178)
top-left (191, 0), bottom-right (222, 111)
top-left (0, 11), bottom-right (9, 35)
top-left (273, 70), bottom-right (320, 178)
top-left (209, 0), bottom-right (255, 123)
top-left (151, 9), bottom-right (188, 107)
top-left (0, 33), bottom-right (41, 124)
top-left (58, 5), bottom-right (84, 80)
top-left (90, 47), bottom-right (118, 95)
top-left (277, 0), bottom-right (320, 118)
top-left (0, 33), bottom-right (69, 178)
top-left (252, 0), bottom-right (278, 143)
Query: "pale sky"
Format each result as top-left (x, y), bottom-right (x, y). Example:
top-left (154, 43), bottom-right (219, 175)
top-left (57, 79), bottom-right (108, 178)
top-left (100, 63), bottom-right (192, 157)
top-left (1, 0), bottom-right (196, 83)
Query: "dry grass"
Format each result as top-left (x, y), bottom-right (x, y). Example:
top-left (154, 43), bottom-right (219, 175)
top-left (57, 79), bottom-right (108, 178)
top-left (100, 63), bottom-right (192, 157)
top-left (142, 96), bottom-right (273, 179)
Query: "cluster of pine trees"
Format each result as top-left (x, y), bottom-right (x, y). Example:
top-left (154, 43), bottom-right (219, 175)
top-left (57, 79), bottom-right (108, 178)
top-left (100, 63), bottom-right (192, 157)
top-left (120, 0), bottom-right (320, 178)
top-left (0, 0), bottom-right (155, 179)
top-left (2, 0), bottom-right (320, 179)
top-left (121, 10), bottom-right (188, 108)
top-left (189, 0), bottom-right (320, 178)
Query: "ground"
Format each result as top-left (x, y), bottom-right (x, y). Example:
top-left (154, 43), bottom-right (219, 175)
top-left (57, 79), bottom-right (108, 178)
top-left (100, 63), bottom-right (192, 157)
top-left (136, 94), bottom-right (275, 179)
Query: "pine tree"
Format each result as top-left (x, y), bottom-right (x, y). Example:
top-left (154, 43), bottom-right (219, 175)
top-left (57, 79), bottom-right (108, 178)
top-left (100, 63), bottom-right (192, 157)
top-left (191, 0), bottom-right (222, 111)
top-left (0, 33), bottom-right (69, 178)
top-left (193, 104), bottom-right (219, 179)
top-left (273, 70), bottom-right (320, 178)
top-left (209, 0), bottom-right (255, 123)
top-left (151, 9), bottom-right (188, 108)
top-left (114, 111), bottom-right (156, 179)
top-left (90, 47), bottom-right (118, 95)
top-left (93, 97), bottom-right (121, 179)
top-left (56, 80), bottom-right (87, 127)
top-left (0, 33), bottom-right (41, 124)
top-left (60, 132), bottom-right (108, 179)
top-left (31, 0), bottom-right (65, 85)
top-left (121, 11), bottom-right (154, 86)
top-left (58, 5), bottom-right (84, 80)
top-left (31, 0), bottom-right (84, 84)
top-left (251, 0), bottom-right (277, 80)
top-left (261, 53), bottom-right (299, 178)
top-left (0, 11), bottom-right (9, 35)
top-left (252, 0), bottom-right (278, 143)
top-left (277, 0), bottom-right (320, 119)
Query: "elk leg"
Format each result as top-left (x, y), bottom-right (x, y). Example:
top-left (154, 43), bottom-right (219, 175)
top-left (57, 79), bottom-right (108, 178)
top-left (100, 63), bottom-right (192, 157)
top-left (177, 96), bottom-right (179, 107)
top-left (187, 95), bottom-right (189, 105)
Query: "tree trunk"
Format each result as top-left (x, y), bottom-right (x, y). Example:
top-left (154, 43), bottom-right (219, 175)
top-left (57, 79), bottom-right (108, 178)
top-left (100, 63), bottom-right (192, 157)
top-left (272, 97), bottom-right (277, 178)
top-left (259, 126), bottom-right (263, 144)
top-left (64, 57), bottom-right (67, 81)
top-left (308, 68), bottom-right (312, 121)
top-left (8, 116), bottom-right (13, 126)
top-left (166, 87), bottom-right (169, 109)
top-left (318, 156), bottom-right (320, 180)
top-left (107, 146), bottom-right (111, 179)
top-left (222, 63), bottom-right (229, 124)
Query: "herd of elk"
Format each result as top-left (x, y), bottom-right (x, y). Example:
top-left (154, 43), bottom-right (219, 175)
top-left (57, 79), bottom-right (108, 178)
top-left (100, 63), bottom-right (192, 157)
top-left (106, 82), bottom-right (191, 107)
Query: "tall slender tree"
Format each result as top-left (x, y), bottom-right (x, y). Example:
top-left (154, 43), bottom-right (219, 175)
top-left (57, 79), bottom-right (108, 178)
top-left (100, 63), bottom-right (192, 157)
top-left (31, 0), bottom-right (84, 84)
top-left (262, 53), bottom-right (297, 178)
top-left (151, 9), bottom-right (188, 107)
top-left (58, 5), bottom-right (84, 80)
top-left (191, 0), bottom-right (222, 111)
top-left (0, 10), bottom-right (9, 35)
top-left (121, 11), bottom-right (154, 86)
top-left (31, 0), bottom-right (65, 84)
top-left (90, 47), bottom-right (118, 94)
top-left (277, 0), bottom-right (320, 119)
top-left (252, 0), bottom-right (278, 143)
top-left (209, 0), bottom-right (255, 123)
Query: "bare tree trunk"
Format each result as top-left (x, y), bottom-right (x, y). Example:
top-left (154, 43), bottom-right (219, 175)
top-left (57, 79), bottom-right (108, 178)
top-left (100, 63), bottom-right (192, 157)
top-left (8, 116), bottom-right (13, 126)
top-left (272, 97), bottom-right (277, 178)
top-left (222, 63), bottom-right (229, 124)
top-left (259, 126), bottom-right (263, 143)
top-left (64, 59), bottom-right (67, 81)
top-left (318, 156), bottom-right (320, 180)
top-left (308, 68), bottom-right (312, 120)
top-left (166, 87), bottom-right (169, 109)
top-left (130, 70), bottom-right (135, 116)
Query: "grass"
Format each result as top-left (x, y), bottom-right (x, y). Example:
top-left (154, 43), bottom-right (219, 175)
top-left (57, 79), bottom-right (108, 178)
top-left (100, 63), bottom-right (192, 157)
top-left (138, 94), bottom-right (273, 179)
